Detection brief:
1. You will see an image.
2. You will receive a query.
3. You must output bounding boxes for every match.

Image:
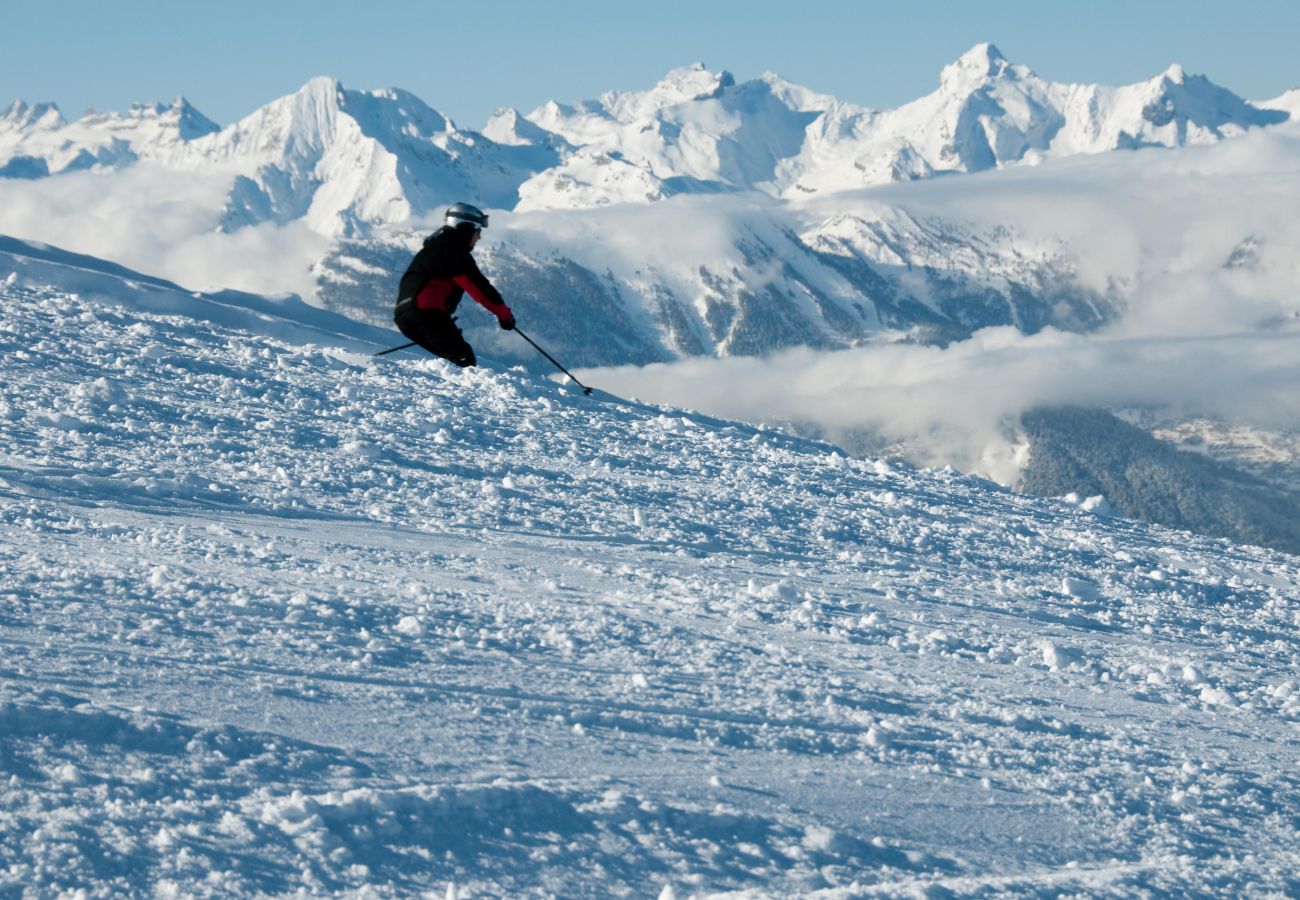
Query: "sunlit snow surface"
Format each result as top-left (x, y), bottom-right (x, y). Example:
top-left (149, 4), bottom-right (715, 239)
top-left (1, 247), bottom-right (1299, 896)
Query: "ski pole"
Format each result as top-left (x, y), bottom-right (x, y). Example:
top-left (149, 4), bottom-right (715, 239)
top-left (373, 341), bottom-right (417, 357)
top-left (514, 327), bottom-right (593, 395)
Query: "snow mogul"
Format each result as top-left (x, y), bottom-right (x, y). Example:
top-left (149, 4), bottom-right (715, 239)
top-left (393, 203), bottom-right (516, 368)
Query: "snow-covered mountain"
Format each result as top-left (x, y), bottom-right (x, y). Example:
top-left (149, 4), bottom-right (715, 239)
top-left (3, 46), bottom-right (1289, 224)
top-left (177, 77), bottom-right (552, 236)
top-left (0, 96), bottom-right (218, 178)
top-left (2, 45), bottom-right (1290, 369)
top-left (0, 79), bottom-right (551, 237)
top-left (785, 48), bottom-right (1291, 196)
top-left (503, 44), bottom-right (1289, 208)
top-left (2, 235), bottom-right (1298, 895)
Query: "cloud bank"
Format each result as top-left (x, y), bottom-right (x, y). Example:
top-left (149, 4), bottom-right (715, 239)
top-left (584, 325), bottom-right (1300, 483)
top-left (587, 126), bottom-right (1300, 481)
top-left (0, 165), bottom-right (329, 299)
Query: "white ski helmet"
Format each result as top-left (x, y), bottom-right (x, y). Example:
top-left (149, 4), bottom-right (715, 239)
top-left (445, 202), bottom-right (489, 230)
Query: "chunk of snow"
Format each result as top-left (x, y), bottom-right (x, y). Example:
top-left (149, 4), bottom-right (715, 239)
top-left (1182, 665), bottom-right (1206, 685)
top-left (1041, 641), bottom-right (1083, 669)
top-left (802, 825), bottom-right (839, 851)
top-left (32, 412), bottom-right (88, 432)
top-left (1199, 686), bottom-right (1235, 707)
top-left (340, 440), bottom-right (381, 459)
top-left (71, 376), bottom-right (127, 405)
top-left (396, 616), bottom-right (425, 637)
top-left (1061, 493), bottom-right (1115, 516)
top-left (1061, 576), bottom-right (1102, 601)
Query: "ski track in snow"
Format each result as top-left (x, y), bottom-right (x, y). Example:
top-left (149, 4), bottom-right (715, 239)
top-left (1, 268), bottom-right (1299, 897)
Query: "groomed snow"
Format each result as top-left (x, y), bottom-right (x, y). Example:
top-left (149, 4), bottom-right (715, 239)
top-left (1, 243), bottom-right (1298, 896)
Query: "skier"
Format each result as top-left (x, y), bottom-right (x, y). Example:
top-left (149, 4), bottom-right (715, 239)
top-left (393, 203), bottom-right (515, 368)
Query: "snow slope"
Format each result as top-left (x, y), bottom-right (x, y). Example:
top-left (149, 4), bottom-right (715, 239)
top-left (2, 242), bottom-right (1299, 896)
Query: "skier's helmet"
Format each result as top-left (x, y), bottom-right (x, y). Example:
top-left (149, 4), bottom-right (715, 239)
top-left (445, 202), bottom-right (489, 231)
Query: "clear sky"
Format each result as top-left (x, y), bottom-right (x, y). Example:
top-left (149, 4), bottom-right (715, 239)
top-left (5, 0), bottom-right (1299, 128)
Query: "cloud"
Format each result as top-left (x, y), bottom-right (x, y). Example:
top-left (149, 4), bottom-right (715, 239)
top-left (834, 122), bottom-right (1300, 338)
top-left (498, 192), bottom-right (792, 293)
top-left (584, 325), bottom-right (1300, 483)
top-left (0, 164), bottom-right (329, 299)
top-left (581, 124), bottom-right (1300, 482)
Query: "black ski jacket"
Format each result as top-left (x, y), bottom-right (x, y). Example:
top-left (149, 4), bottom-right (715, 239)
top-left (396, 226), bottom-right (512, 323)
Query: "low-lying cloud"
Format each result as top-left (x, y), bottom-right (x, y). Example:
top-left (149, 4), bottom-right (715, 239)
top-left (852, 122), bottom-right (1300, 340)
top-left (584, 324), bottom-right (1300, 483)
top-left (587, 126), bottom-right (1300, 481)
top-left (0, 165), bottom-right (329, 299)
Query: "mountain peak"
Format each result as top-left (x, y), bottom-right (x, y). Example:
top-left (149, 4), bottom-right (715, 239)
top-left (654, 63), bottom-right (735, 99)
top-left (292, 76), bottom-right (346, 108)
top-left (483, 106), bottom-right (557, 146)
top-left (118, 97), bottom-right (220, 139)
top-left (969, 42), bottom-right (1008, 63)
top-left (1160, 63), bottom-right (1187, 85)
top-left (2, 99), bottom-right (65, 130)
top-left (758, 72), bottom-right (842, 113)
top-left (940, 43), bottom-right (1014, 91)
top-left (239, 76), bottom-right (348, 140)
top-left (957, 42), bottom-right (1009, 71)
top-left (603, 63), bottom-right (736, 120)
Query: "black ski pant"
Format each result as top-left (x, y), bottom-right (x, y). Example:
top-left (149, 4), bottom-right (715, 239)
top-left (394, 304), bottom-right (476, 368)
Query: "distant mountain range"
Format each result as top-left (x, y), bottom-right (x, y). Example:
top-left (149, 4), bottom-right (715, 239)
top-left (3, 44), bottom-right (1293, 233)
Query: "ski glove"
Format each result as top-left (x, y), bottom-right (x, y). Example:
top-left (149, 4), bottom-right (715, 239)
top-left (499, 316), bottom-right (516, 331)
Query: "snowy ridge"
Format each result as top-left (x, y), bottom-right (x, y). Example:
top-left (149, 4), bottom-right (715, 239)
top-left (2, 242), bottom-right (1299, 894)
top-left (1, 100), bottom-right (66, 132)
top-left (836, 47), bottom-right (1288, 181)
top-left (510, 44), bottom-right (1289, 207)
top-left (0, 234), bottom-right (392, 353)
top-left (0, 96), bottom-right (217, 179)
top-left (1259, 87), bottom-right (1300, 118)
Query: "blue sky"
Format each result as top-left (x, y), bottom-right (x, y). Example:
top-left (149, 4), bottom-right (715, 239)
top-left (6, 0), bottom-right (1299, 128)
